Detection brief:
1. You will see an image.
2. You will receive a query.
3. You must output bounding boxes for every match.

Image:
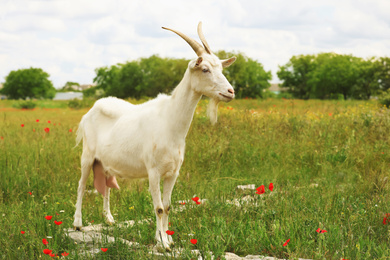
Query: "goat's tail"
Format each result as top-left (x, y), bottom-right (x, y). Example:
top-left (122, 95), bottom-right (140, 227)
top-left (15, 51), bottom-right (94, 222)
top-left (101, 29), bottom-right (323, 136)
top-left (75, 119), bottom-right (84, 148)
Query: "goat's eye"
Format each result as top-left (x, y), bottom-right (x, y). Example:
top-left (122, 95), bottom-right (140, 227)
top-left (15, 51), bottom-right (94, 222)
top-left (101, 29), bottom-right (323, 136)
top-left (202, 68), bottom-right (209, 73)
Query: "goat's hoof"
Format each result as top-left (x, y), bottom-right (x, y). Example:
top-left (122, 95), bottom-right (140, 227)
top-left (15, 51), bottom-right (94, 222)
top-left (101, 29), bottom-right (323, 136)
top-left (156, 241), bottom-right (171, 252)
top-left (74, 226), bottom-right (82, 231)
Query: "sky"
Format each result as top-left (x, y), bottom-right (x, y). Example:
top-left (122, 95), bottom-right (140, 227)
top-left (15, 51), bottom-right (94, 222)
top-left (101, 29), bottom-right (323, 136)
top-left (1, 0), bottom-right (389, 88)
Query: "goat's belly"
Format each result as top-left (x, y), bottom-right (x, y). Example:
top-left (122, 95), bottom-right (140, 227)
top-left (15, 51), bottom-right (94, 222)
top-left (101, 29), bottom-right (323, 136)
top-left (104, 163), bottom-right (148, 179)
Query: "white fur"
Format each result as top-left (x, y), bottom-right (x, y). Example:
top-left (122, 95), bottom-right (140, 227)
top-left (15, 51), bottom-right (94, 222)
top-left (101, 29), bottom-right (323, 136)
top-left (73, 44), bottom-right (235, 250)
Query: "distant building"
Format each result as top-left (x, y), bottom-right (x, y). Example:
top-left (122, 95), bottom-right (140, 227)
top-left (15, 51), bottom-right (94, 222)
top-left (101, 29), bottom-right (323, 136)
top-left (62, 83), bottom-right (96, 92)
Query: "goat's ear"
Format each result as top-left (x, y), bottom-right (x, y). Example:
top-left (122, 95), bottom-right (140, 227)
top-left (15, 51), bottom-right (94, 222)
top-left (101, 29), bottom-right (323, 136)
top-left (207, 98), bottom-right (220, 125)
top-left (221, 56), bottom-right (236, 68)
top-left (189, 57), bottom-right (203, 70)
top-left (195, 57), bottom-right (203, 67)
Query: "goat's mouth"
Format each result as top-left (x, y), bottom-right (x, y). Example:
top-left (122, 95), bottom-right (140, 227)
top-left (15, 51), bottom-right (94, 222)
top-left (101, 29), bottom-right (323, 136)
top-left (219, 93), bottom-right (234, 101)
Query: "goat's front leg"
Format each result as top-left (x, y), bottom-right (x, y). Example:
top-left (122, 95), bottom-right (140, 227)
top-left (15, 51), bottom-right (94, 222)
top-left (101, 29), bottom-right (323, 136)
top-left (163, 172), bottom-right (179, 246)
top-left (148, 169), bottom-right (170, 250)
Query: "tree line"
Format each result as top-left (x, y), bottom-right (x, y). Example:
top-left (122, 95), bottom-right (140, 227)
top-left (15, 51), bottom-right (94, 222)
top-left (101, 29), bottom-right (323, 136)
top-left (278, 53), bottom-right (390, 100)
top-left (86, 51), bottom-right (272, 99)
top-left (1, 51), bottom-right (389, 100)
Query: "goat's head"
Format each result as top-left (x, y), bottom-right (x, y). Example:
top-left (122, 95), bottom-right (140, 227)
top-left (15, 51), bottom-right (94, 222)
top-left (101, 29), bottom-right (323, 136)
top-left (162, 22), bottom-right (236, 124)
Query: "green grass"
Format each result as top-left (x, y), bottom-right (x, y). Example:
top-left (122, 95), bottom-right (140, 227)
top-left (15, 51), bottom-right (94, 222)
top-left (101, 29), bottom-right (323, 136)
top-left (0, 99), bottom-right (389, 259)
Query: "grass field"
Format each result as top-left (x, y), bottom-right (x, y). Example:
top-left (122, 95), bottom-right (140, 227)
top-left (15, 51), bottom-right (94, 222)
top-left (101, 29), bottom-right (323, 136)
top-left (0, 98), bottom-right (389, 259)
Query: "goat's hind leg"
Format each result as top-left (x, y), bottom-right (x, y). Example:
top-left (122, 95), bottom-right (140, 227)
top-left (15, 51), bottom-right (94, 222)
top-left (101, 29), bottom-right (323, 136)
top-left (73, 154), bottom-right (93, 230)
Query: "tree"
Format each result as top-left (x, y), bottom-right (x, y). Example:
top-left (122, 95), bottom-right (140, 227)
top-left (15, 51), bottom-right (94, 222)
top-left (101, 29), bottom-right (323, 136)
top-left (277, 54), bottom-right (316, 99)
top-left (216, 50), bottom-right (272, 98)
top-left (138, 55), bottom-right (188, 97)
top-left (377, 57), bottom-right (390, 91)
top-left (58, 81), bottom-right (80, 92)
top-left (1, 67), bottom-right (56, 99)
top-left (308, 54), bottom-right (360, 100)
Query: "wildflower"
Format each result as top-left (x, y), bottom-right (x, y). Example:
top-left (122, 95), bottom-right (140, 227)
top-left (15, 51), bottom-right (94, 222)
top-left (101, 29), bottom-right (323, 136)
top-left (166, 230), bottom-right (174, 235)
top-left (0, 136), bottom-right (3, 140)
top-left (383, 213), bottom-right (390, 224)
top-left (45, 215), bottom-right (53, 220)
top-left (21, 124), bottom-right (24, 127)
top-left (21, 231), bottom-right (25, 234)
top-left (316, 228), bottom-right (327, 233)
top-left (54, 220), bottom-right (63, 225)
top-left (269, 183), bottom-right (274, 191)
top-left (61, 252), bottom-right (69, 256)
top-left (44, 127), bottom-right (50, 133)
top-left (101, 248), bottom-right (108, 252)
top-left (42, 238), bottom-right (49, 245)
top-left (180, 202), bottom-right (186, 205)
top-left (28, 192), bottom-right (32, 195)
top-left (129, 206), bottom-right (134, 210)
top-left (190, 239), bottom-right (197, 245)
top-left (47, 120), bottom-right (51, 123)
top-left (192, 197), bottom-right (200, 202)
top-left (43, 249), bottom-right (52, 255)
top-left (256, 185), bottom-right (265, 194)
top-left (69, 129), bottom-right (72, 132)
top-left (196, 201), bottom-right (201, 205)
top-left (282, 238), bottom-right (290, 247)
top-left (328, 113), bottom-right (333, 116)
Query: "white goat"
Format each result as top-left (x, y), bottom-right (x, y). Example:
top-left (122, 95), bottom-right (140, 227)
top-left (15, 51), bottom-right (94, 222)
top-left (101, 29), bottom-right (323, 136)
top-left (73, 22), bottom-right (236, 250)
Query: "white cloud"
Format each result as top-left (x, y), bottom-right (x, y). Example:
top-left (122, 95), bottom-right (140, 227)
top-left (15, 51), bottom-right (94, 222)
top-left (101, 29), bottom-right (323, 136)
top-left (0, 0), bottom-right (389, 87)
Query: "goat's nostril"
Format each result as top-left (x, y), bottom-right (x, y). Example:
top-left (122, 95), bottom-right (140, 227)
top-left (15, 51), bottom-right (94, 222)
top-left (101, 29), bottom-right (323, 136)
top-left (228, 89), bottom-right (234, 95)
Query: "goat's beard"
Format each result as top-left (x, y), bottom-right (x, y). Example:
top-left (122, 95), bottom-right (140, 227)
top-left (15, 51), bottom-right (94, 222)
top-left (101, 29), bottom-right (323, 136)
top-left (207, 98), bottom-right (220, 125)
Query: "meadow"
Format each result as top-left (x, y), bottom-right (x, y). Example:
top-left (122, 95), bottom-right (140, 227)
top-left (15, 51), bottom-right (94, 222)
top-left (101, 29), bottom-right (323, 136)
top-left (0, 98), bottom-right (389, 259)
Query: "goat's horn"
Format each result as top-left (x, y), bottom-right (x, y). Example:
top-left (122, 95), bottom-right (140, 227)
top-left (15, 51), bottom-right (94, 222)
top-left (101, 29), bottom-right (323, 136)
top-left (197, 22), bottom-right (211, 54)
top-left (162, 26), bottom-right (205, 56)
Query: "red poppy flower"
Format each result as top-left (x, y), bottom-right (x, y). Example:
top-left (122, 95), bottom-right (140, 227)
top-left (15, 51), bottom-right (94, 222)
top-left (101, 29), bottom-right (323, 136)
top-left (196, 201), bottom-right (201, 205)
top-left (42, 238), bottom-right (49, 245)
top-left (383, 214), bottom-right (390, 225)
top-left (43, 249), bottom-right (52, 255)
top-left (282, 238), bottom-right (290, 246)
top-left (21, 124), bottom-right (24, 127)
top-left (269, 183), bottom-right (274, 191)
top-left (49, 252), bottom-right (57, 257)
top-left (316, 228), bottom-right (327, 233)
top-left (1, 136), bottom-right (4, 140)
top-left (21, 231), bottom-right (25, 234)
top-left (166, 230), bottom-right (174, 235)
top-left (192, 197), bottom-right (200, 202)
top-left (54, 220), bottom-right (63, 225)
top-left (45, 215), bottom-right (53, 220)
top-left (180, 202), bottom-right (186, 205)
top-left (36, 119), bottom-right (39, 122)
top-left (256, 185), bottom-right (265, 194)
top-left (101, 248), bottom-right (108, 252)
top-left (28, 192), bottom-right (32, 195)
top-left (44, 127), bottom-right (50, 133)
top-left (61, 252), bottom-right (69, 256)
top-left (47, 120), bottom-right (51, 123)
top-left (69, 129), bottom-right (72, 132)
top-left (190, 239), bottom-right (197, 245)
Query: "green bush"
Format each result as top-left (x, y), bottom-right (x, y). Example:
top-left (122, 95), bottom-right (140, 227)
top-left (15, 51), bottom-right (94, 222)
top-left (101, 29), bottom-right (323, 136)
top-left (378, 89), bottom-right (390, 108)
top-left (67, 98), bottom-right (95, 109)
top-left (12, 100), bottom-right (37, 109)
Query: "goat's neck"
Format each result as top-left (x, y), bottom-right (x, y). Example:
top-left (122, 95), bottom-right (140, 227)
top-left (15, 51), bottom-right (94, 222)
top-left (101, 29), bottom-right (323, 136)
top-left (167, 70), bottom-right (202, 140)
